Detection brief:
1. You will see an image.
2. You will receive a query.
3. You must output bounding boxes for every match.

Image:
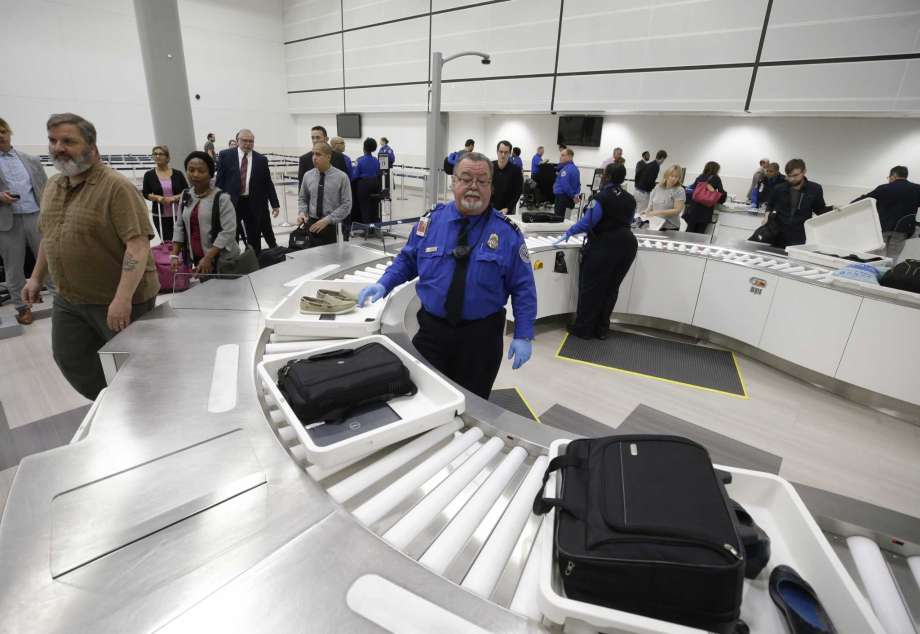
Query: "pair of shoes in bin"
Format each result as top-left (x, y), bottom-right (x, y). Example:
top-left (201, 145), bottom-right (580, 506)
top-left (299, 288), bottom-right (357, 315)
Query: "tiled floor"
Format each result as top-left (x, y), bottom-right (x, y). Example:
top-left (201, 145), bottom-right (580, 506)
top-left (495, 320), bottom-right (920, 520)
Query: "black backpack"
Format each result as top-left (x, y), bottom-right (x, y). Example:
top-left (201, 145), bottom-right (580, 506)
top-left (534, 435), bottom-right (746, 633)
top-left (880, 259), bottom-right (920, 293)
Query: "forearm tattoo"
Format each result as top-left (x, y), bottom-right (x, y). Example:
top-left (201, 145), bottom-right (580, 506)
top-left (123, 252), bottom-right (139, 272)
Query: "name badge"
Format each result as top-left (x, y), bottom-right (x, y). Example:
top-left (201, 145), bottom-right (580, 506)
top-left (416, 216), bottom-right (430, 237)
top-left (425, 246), bottom-right (438, 253)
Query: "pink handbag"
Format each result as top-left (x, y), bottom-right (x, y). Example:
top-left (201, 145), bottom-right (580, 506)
top-left (691, 179), bottom-right (722, 207)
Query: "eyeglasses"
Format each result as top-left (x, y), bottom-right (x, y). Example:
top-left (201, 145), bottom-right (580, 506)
top-left (456, 175), bottom-right (491, 188)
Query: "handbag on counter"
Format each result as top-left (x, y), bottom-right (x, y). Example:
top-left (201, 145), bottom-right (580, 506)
top-left (748, 212), bottom-right (781, 244)
top-left (209, 191), bottom-right (259, 276)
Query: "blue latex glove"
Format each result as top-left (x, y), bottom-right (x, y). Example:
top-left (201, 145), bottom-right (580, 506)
top-left (508, 338), bottom-right (533, 370)
top-left (358, 283), bottom-right (386, 307)
top-left (553, 234), bottom-right (570, 246)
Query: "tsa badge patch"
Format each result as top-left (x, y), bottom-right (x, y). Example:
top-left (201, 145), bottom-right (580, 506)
top-left (519, 244), bottom-right (530, 262)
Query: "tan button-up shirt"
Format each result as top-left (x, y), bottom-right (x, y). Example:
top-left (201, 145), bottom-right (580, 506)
top-left (39, 162), bottom-right (159, 304)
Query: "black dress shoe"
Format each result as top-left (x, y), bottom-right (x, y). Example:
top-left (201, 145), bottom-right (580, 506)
top-left (769, 565), bottom-right (837, 633)
top-left (594, 328), bottom-right (609, 340)
top-left (566, 325), bottom-right (592, 340)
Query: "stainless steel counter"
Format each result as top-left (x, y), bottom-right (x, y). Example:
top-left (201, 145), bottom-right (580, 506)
top-left (0, 244), bottom-right (552, 633)
top-left (1, 241), bottom-right (916, 633)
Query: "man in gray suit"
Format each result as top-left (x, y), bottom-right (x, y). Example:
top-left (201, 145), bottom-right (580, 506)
top-left (0, 117), bottom-right (47, 324)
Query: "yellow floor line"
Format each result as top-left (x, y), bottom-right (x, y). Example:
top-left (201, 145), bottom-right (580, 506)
top-left (554, 332), bottom-right (749, 400)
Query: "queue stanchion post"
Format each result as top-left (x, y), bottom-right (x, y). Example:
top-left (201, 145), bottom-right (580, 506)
top-left (397, 164), bottom-right (408, 200)
top-left (279, 166), bottom-right (293, 228)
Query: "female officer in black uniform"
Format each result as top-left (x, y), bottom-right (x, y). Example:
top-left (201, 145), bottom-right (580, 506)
top-left (555, 163), bottom-right (638, 339)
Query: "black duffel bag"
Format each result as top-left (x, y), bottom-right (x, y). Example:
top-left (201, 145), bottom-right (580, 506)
top-left (534, 435), bottom-right (745, 633)
top-left (277, 342), bottom-right (418, 425)
top-left (880, 258), bottom-right (920, 293)
top-left (522, 211), bottom-right (564, 223)
top-left (258, 246), bottom-right (290, 269)
top-left (288, 225), bottom-right (314, 251)
top-left (749, 212), bottom-right (781, 244)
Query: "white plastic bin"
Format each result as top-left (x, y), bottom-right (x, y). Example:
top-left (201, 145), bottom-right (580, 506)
top-left (537, 440), bottom-right (884, 634)
top-left (786, 199), bottom-right (891, 270)
top-left (257, 335), bottom-right (465, 468)
top-left (266, 279), bottom-right (386, 338)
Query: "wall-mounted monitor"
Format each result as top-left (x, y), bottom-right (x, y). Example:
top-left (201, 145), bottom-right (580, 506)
top-left (336, 113), bottom-right (362, 139)
top-left (557, 115), bottom-right (603, 147)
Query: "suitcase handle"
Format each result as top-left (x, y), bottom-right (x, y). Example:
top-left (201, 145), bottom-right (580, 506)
top-left (307, 348), bottom-right (356, 362)
top-left (532, 454), bottom-right (583, 517)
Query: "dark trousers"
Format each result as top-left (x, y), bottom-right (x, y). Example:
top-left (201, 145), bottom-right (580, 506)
top-left (413, 308), bottom-right (505, 399)
top-left (258, 202), bottom-right (277, 249)
top-left (773, 222), bottom-right (806, 249)
top-left (554, 194), bottom-right (574, 218)
top-left (51, 294), bottom-right (156, 400)
top-left (235, 196), bottom-right (262, 254)
top-left (307, 217), bottom-right (337, 246)
top-left (684, 220), bottom-right (710, 234)
top-left (356, 177), bottom-right (381, 225)
top-left (573, 231), bottom-right (638, 338)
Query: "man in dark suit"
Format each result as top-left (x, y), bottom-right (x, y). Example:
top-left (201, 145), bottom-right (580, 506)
top-left (216, 128), bottom-right (280, 254)
top-left (297, 125), bottom-right (348, 186)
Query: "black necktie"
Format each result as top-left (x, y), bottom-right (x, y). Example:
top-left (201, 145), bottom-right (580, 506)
top-left (445, 218), bottom-right (470, 325)
top-left (316, 171), bottom-right (325, 218)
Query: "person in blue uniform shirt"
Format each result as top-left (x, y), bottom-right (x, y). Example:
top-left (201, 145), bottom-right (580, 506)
top-left (555, 163), bottom-right (638, 340)
top-left (378, 137), bottom-right (395, 167)
top-left (358, 152), bottom-right (536, 399)
top-left (530, 146), bottom-right (544, 178)
top-left (354, 137), bottom-right (381, 226)
top-left (447, 139), bottom-right (475, 171)
top-left (553, 147), bottom-right (581, 218)
top-left (510, 147), bottom-right (523, 170)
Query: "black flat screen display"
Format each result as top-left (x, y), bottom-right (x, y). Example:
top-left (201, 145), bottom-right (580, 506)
top-left (336, 113), bottom-right (362, 139)
top-left (557, 115), bottom-right (603, 147)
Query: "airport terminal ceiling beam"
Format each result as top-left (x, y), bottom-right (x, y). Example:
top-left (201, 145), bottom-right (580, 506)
top-left (134, 0), bottom-right (196, 163)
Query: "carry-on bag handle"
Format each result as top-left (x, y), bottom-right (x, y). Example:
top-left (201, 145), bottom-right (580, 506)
top-left (532, 453), bottom-right (583, 516)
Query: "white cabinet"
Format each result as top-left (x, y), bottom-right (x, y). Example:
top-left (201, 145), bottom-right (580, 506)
top-left (759, 279), bottom-right (862, 377)
top-left (613, 264), bottom-right (635, 314)
top-left (528, 248), bottom-right (580, 320)
top-left (692, 260), bottom-right (777, 346)
top-left (627, 251), bottom-right (706, 324)
top-left (835, 298), bottom-right (920, 406)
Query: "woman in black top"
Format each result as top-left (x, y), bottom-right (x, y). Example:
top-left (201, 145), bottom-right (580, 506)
top-left (682, 161), bottom-right (727, 234)
top-left (142, 145), bottom-right (189, 242)
top-left (555, 163), bottom-right (638, 340)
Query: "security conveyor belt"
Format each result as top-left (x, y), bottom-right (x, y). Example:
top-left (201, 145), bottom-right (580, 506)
top-left (1, 236), bottom-right (918, 633)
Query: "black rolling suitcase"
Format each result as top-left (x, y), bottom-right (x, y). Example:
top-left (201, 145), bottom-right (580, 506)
top-left (534, 435), bottom-right (745, 633)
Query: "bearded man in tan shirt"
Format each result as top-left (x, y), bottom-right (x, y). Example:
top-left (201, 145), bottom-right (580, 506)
top-left (22, 113), bottom-right (159, 400)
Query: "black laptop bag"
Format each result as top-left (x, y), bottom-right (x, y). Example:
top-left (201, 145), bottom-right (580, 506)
top-left (533, 435), bottom-right (745, 633)
top-left (277, 342), bottom-right (418, 425)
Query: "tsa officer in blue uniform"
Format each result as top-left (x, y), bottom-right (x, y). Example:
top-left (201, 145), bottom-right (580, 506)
top-left (358, 152), bottom-right (537, 399)
top-left (555, 163), bottom-right (638, 340)
top-left (553, 147), bottom-right (581, 218)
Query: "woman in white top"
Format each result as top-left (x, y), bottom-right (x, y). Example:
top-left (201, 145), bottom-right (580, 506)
top-left (642, 164), bottom-right (686, 231)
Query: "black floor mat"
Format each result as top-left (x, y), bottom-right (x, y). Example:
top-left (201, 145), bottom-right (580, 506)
top-left (556, 330), bottom-right (747, 397)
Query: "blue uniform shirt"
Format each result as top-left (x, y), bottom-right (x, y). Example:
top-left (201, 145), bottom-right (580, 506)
top-left (530, 153), bottom-right (542, 176)
top-left (378, 201), bottom-right (537, 339)
top-left (341, 153), bottom-right (355, 181)
top-left (510, 155), bottom-right (523, 170)
top-left (553, 162), bottom-right (581, 198)
top-left (355, 153), bottom-right (379, 179)
top-left (379, 144), bottom-right (396, 166)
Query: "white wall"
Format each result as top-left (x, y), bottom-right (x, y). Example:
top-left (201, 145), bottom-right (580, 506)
top-left (3, 0), bottom-right (295, 155)
top-left (283, 0), bottom-right (920, 116)
top-left (296, 110), bottom-right (920, 205)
